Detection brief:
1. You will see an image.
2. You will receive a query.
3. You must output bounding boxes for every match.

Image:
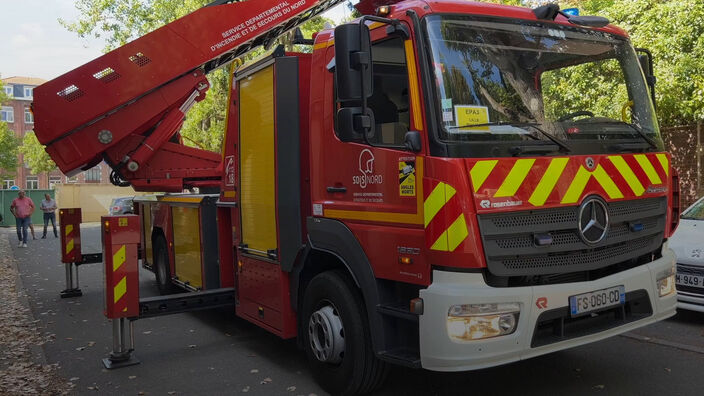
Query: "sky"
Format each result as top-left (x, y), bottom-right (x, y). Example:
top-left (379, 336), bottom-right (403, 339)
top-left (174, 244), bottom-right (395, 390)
top-left (0, 0), bottom-right (356, 82)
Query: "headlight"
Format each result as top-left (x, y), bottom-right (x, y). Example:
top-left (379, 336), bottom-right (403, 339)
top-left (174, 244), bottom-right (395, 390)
top-left (447, 302), bottom-right (520, 341)
top-left (656, 264), bottom-right (676, 297)
top-left (657, 275), bottom-right (675, 297)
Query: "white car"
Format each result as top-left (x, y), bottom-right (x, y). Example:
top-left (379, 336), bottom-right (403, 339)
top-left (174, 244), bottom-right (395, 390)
top-left (669, 196), bottom-right (704, 312)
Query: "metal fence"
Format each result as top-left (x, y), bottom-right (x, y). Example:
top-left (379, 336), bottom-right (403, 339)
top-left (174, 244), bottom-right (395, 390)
top-left (0, 189), bottom-right (55, 227)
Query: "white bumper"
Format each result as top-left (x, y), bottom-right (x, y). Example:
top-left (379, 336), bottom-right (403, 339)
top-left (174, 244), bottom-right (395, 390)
top-left (419, 244), bottom-right (677, 371)
top-left (677, 292), bottom-right (704, 313)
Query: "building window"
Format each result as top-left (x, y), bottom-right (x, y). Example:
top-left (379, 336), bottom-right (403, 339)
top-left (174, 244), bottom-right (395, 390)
top-left (3, 86), bottom-right (12, 97)
top-left (26, 176), bottom-right (38, 190)
top-left (66, 175), bottom-right (78, 183)
top-left (49, 176), bottom-right (62, 189)
top-left (3, 179), bottom-right (15, 189)
top-left (24, 108), bottom-right (33, 124)
top-left (1, 106), bottom-right (13, 123)
top-left (24, 87), bottom-right (33, 98)
top-left (84, 165), bottom-right (101, 182)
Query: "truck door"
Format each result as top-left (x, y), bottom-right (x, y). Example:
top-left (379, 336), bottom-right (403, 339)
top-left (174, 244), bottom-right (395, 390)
top-left (313, 27), bottom-right (429, 284)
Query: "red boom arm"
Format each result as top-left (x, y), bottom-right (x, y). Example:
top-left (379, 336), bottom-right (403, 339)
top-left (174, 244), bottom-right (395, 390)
top-left (32, 0), bottom-right (343, 191)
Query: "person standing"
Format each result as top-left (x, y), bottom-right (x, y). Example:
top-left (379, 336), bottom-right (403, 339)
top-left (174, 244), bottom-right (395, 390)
top-left (40, 193), bottom-right (58, 238)
top-left (10, 190), bottom-right (35, 248)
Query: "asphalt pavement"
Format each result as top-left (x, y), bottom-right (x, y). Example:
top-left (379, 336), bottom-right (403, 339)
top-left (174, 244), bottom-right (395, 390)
top-left (4, 225), bottom-right (704, 396)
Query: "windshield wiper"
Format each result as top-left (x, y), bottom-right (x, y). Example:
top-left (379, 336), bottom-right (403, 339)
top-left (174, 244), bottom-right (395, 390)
top-left (601, 121), bottom-right (659, 151)
top-left (449, 122), bottom-right (571, 153)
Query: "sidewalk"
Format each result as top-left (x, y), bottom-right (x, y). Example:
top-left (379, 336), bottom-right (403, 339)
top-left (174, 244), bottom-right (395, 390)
top-left (0, 231), bottom-right (73, 395)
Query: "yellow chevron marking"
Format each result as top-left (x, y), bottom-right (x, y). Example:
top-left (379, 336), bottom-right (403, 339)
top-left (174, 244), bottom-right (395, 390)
top-left (609, 156), bottom-right (644, 196)
top-left (65, 239), bottom-right (74, 254)
top-left (65, 224), bottom-right (73, 236)
top-left (592, 165), bottom-right (624, 199)
top-left (469, 160), bottom-right (498, 192)
top-left (528, 158), bottom-right (569, 206)
top-left (494, 159), bottom-right (535, 197)
top-left (424, 183), bottom-right (446, 227)
top-left (447, 214), bottom-right (468, 252)
top-left (114, 276), bottom-right (127, 304)
top-left (430, 230), bottom-right (448, 251)
top-left (656, 153), bottom-right (669, 177)
top-left (634, 154), bottom-right (662, 185)
top-left (561, 166), bottom-right (592, 204)
top-left (113, 245), bottom-right (126, 272)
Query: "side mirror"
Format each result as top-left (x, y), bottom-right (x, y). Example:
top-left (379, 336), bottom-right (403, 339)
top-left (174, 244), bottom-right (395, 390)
top-left (404, 131), bottom-right (422, 152)
top-left (334, 23), bottom-right (373, 102)
top-left (336, 107), bottom-right (375, 142)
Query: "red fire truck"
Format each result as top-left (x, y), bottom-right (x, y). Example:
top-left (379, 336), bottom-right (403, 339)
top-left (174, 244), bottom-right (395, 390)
top-left (33, 0), bottom-right (680, 394)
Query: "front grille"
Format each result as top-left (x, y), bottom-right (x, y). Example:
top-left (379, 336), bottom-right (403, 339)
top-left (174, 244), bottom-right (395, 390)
top-left (479, 197), bottom-right (667, 277)
top-left (677, 264), bottom-right (704, 276)
top-left (531, 289), bottom-right (652, 348)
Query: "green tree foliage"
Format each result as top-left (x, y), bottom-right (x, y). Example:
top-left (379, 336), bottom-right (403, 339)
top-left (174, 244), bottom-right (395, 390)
top-left (62, 0), bottom-right (331, 153)
top-left (0, 124), bottom-right (19, 175)
top-left (558, 0), bottom-right (704, 127)
top-left (20, 132), bottom-right (57, 174)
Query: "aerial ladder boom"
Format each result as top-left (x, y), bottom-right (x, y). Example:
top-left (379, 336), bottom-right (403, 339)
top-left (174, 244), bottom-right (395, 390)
top-left (32, 0), bottom-right (344, 191)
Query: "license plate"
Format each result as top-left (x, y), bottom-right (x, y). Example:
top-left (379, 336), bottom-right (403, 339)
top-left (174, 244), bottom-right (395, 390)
top-left (676, 273), bottom-right (704, 288)
top-left (569, 285), bottom-right (625, 317)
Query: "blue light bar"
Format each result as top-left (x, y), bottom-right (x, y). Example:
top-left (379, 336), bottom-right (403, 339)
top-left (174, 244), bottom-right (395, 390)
top-left (562, 8), bottom-right (580, 16)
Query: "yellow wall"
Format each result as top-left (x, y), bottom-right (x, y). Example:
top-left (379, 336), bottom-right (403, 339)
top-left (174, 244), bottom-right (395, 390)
top-left (55, 184), bottom-right (149, 222)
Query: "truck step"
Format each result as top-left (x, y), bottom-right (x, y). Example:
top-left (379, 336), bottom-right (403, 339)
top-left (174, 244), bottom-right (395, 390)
top-left (376, 302), bottom-right (419, 322)
top-left (378, 347), bottom-right (421, 368)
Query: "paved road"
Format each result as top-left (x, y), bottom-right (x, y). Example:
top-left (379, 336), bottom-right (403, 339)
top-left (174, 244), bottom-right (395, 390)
top-left (5, 225), bottom-right (704, 395)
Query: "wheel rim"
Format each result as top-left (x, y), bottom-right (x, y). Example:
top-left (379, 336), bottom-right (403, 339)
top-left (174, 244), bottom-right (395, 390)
top-left (308, 304), bottom-right (345, 364)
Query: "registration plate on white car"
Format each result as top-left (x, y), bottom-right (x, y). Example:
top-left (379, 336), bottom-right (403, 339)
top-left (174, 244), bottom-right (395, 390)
top-left (676, 273), bottom-right (704, 289)
top-left (569, 285), bottom-right (625, 317)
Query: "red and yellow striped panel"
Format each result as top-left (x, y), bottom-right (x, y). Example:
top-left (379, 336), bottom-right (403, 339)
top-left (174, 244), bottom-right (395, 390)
top-left (424, 180), bottom-right (469, 252)
top-left (64, 224), bottom-right (74, 255)
top-left (112, 245), bottom-right (129, 313)
top-left (468, 153), bottom-right (670, 210)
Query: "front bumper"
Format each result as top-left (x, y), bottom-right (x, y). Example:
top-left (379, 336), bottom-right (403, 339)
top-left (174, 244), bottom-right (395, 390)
top-left (676, 264), bottom-right (704, 313)
top-left (419, 244), bottom-right (677, 371)
top-left (677, 292), bottom-right (704, 313)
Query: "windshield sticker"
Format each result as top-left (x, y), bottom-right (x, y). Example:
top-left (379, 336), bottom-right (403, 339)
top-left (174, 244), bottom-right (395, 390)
top-left (454, 105), bottom-right (490, 132)
top-left (442, 99), bottom-right (454, 122)
top-left (399, 160), bottom-right (416, 197)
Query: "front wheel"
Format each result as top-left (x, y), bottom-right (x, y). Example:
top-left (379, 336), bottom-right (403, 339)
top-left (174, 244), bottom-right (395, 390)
top-left (301, 270), bottom-right (387, 395)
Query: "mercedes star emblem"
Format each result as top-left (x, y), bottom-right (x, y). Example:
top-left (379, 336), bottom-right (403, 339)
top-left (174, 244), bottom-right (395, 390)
top-left (585, 157), bottom-right (595, 170)
top-left (578, 198), bottom-right (609, 244)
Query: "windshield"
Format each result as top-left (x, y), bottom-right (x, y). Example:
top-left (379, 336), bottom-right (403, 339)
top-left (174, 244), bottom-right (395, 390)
top-left (425, 15), bottom-right (662, 157)
top-left (681, 198), bottom-right (704, 220)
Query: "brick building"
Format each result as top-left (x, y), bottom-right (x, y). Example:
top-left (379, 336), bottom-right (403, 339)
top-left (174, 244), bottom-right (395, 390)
top-left (1, 76), bottom-right (111, 190)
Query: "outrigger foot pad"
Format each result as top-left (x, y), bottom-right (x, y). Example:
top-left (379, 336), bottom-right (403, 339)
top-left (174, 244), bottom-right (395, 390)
top-left (102, 355), bottom-right (140, 369)
top-left (60, 289), bottom-right (82, 298)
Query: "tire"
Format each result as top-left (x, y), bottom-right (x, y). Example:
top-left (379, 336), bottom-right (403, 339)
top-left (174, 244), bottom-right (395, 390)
top-left (301, 270), bottom-right (388, 395)
top-left (153, 235), bottom-right (177, 295)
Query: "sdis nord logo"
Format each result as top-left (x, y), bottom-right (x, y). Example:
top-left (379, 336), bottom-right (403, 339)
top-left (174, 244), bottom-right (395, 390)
top-left (353, 149), bottom-right (383, 189)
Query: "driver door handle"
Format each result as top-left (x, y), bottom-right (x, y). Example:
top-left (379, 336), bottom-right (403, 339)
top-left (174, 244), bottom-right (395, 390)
top-left (326, 186), bottom-right (347, 193)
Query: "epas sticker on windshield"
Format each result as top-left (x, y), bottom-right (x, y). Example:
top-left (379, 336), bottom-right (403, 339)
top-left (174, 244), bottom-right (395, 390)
top-left (454, 105), bottom-right (490, 132)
